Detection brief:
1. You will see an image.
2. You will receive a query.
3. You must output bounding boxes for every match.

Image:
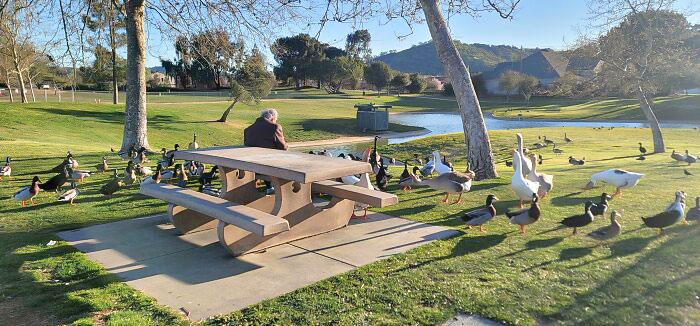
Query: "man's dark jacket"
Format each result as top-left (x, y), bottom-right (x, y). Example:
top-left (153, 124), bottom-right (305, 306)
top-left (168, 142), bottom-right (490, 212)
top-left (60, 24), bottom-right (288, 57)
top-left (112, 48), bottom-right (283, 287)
top-left (243, 117), bottom-right (289, 150)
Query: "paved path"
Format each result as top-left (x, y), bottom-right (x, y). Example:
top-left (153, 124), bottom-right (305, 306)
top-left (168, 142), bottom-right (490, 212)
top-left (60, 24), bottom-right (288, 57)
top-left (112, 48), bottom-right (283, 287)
top-left (442, 314), bottom-right (506, 326)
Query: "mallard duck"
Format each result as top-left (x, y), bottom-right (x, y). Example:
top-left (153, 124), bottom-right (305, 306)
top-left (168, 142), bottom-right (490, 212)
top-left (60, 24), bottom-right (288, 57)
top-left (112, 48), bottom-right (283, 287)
top-left (123, 161), bottom-right (137, 185)
top-left (564, 133), bottom-right (573, 143)
top-left (685, 150), bottom-right (697, 164)
top-left (188, 132), bottom-right (199, 150)
top-left (136, 164), bottom-right (153, 176)
top-left (505, 194), bottom-right (540, 234)
top-left (515, 133), bottom-right (532, 176)
top-left (175, 164), bottom-right (189, 187)
top-left (552, 144), bottom-right (563, 155)
top-left (131, 147), bottom-right (148, 165)
top-left (568, 156), bottom-right (585, 166)
top-left (582, 169), bottom-right (644, 198)
top-left (0, 156), bottom-right (11, 180)
top-left (543, 136), bottom-right (555, 146)
top-left (39, 166), bottom-right (70, 192)
top-left (638, 143), bottom-right (647, 155)
top-left (461, 194), bottom-right (499, 232)
top-left (587, 210), bottom-right (622, 243)
top-left (511, 150), bottom-right (540, 209)
top-left (642, 191), bottom-right (686, 233)
top-left (100, 169), bottom-right (123, 196)
top-left (433, 151), bottom-right (453, 175)
top-left (399, 166), bottom-right (421, 191)
top-left (67, 152), bottom-right (79, 168)
top-left (532, 143), bottom-right (545, 149)
top-left (49, 153), bottom-right (72, 173)
top-left (560, 201), bottom-right (595, 235)
top-left (397, 162), bottom-right (414, 191)
top-left (58, 181), bottom-right (80, 205)
top-left (413, 168), bottom-right (474, 204)
top-left (67, 167), bottom-right (91, 182)
top-left (686, 197), bottom-right (700, 223)
top-left (590, 193), bottom-right (612, 217)
top-left (96, 156), bottom-right (109, 173)
top-left (527, 153), bottom-right (553, 198)
top-left (140, 164), bottom-right (162, 186)
top-left (413, 154), bottom-right (423, 166)
top-left (671, 150), bottom-right (686, 163)
top-left (13, 176), bottom-right (41, 206)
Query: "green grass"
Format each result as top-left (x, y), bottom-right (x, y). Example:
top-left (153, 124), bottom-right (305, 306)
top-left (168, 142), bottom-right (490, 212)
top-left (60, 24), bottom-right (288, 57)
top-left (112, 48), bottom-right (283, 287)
top-left (1, 94), bottom-right (699, 325)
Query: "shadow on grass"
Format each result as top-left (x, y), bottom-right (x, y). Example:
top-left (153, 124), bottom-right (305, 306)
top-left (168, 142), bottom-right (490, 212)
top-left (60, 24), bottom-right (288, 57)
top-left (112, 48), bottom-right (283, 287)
top-left (500, 237), bottom-right (565, 258)
top-left (32, 108), bottom-right (179, 126)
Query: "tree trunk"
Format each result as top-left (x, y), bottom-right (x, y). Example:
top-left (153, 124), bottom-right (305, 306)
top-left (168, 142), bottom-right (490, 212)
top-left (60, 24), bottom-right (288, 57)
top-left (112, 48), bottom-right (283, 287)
top-left (636, 84), bottom-right (665, 153)
top-left (28, 74), bottom-right (36, 102)
top-left (5, 73), bottom-right (14, 103)
top-left (110, 1), bottom-right (119, 105)
top-left (120, 0), bottom-right (151, 153)
top-left (217, 99), bottom-right (237, 122)
top-left (420, 0), bottom-right (498, 180)
top-left (12, 57), bottom-right (28, 103)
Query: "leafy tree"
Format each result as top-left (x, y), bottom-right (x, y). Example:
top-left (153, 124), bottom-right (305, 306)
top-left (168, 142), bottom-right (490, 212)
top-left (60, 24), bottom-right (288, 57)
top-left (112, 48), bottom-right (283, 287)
top-left (79, 45), bottom-right (126, 90)
top-left (518, 74), bottom-right (539, 102)
top-left (321, 56), bottom-right (363, 94)
top-left (406, 73), bottom-right (427, 93)
top-left (271, 34), bottom-right (324, 89)
top-left (218, 48), bottom-right (274, 122)
top-left (498, 70), bottom-right (520, 101)
top-left (364, 61), bottom-right (393, 96)
top-left (345, 30), bottom-right (372, 61)
top-left (390, 73), bottom-right (410, 95)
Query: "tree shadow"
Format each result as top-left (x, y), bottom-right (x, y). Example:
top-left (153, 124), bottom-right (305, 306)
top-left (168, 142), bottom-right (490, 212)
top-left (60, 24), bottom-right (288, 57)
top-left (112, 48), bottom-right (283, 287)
top-left (32, 108), bottom-right (179, 126)
top-left (500, 237), bottom-right (564, 258)
top-left (523, 246), bottom-right (594, 272)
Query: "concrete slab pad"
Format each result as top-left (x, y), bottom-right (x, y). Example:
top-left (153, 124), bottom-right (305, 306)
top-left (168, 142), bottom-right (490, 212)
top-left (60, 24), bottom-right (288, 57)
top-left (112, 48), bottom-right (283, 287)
top-left (291, 212), bottom-right (460, 266)
top-left (58, 213), bottom-right (457, 321)
top-left (442, 314), bottom-right (505, 326)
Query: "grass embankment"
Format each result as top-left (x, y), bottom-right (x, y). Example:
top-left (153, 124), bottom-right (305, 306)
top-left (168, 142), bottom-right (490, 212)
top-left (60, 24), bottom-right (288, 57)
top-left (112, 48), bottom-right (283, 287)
top-left (1, 106), bottom-right (699, 325)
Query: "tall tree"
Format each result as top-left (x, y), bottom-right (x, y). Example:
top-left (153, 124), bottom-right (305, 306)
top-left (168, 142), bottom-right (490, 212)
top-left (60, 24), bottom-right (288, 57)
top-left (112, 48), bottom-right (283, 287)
top-left (390, 73), bottom-right (410, 95)
top-left (345, 29), bottom-right (372, 61)
top-left (320, 56), bottom-right (363, 94)
top-left (83, 0), bottom-right (126, 104)
top-left (364, 61), bottom-right (393, 96)
top-left (271, 34), bottom-right (324, 89)
top-left (79, 45), bottom-right (126, 90)
top-left (588, 0), bottom-right (698, 153)
top-left (218, 48), bottom-right (274, 122)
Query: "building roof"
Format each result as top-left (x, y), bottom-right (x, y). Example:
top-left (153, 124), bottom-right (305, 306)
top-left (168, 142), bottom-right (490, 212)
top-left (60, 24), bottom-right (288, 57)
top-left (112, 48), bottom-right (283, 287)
top-left (482, 50), bottom-right (568, 80)
top-left (566, 56), bottom-right (601, 71)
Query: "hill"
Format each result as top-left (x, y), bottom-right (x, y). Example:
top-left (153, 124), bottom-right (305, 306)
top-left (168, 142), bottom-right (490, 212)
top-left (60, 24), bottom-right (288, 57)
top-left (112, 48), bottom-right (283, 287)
top-left (375, 41), bottom-right (538, 75)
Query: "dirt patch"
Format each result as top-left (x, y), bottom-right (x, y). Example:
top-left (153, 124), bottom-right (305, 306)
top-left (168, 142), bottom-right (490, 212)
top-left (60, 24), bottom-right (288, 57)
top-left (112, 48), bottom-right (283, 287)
top-left (0, 296), bottom-right (59, 326)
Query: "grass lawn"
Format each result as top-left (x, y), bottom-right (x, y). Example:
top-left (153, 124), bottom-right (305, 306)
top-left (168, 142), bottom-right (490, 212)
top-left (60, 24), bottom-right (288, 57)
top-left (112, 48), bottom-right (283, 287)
top-left (1, 95), bottom-right (699, 325)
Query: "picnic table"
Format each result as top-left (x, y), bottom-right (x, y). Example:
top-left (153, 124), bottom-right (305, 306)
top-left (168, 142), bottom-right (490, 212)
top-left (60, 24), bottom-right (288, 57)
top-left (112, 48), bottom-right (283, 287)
top-left (140, 146), bottom-right (398, 256)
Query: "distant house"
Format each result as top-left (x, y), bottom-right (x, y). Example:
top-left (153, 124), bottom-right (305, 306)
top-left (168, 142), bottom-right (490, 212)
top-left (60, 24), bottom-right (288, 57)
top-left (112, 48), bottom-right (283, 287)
top-left (150, 71), bottom-right (176, 88)
top-left (481, 50), bottom-right (601, 95)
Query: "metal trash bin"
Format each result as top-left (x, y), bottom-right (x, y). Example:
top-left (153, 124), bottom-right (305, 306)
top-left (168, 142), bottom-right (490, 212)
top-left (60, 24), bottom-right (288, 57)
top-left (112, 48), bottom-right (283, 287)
top-left (355, 103), bottom-right (392, 131)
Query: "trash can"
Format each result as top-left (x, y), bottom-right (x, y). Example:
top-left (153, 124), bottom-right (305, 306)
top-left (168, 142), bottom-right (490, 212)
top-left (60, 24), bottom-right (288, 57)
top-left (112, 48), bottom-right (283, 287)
top-left (355, 103), bottom-right (392, 131)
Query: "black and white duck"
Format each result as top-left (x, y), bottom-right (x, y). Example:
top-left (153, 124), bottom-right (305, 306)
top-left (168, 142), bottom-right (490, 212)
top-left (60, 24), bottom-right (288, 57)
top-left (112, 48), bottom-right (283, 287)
top-left (559, 201), bottom-right (595, 235)
top-left (1, 156), bottom-right (11, 180)
top-left (590, 193), bottom-right (612, 217)
top-left (671, 150), bottom-right (686, 163)
top-left (641, 191), bottom-right (686, 233)
top-left (58, 181), bottom-right (80, 205)
top-left (587, 210), bottom-right (622, 244)
top-left (13, 176), bottom-right (41, 206)
top-left (375, 161), bottom-right (391, 191)
top-left (582, 169), bottom-right (644, 198)
top-left (505, 194), bottom-right (541, 234)
top-left (369, 136), bottom-right (381, 174)
top-left (198, 165), bottom-right (219, 186)
top-left (568, 156), bottom-right (585, 166)
top-left (684, 150), bottom-right (697, 164)
top-left (461, 194), bottom-right (499, 232)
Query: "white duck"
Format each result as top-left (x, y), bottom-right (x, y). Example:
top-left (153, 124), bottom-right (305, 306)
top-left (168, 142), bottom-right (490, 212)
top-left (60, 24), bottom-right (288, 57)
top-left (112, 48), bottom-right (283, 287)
top-left (511, 150), bottom-right (540, 208)
top-left (583, 169), bottom-right (644, 198)
top-left (515, 133), bottom-right (532, 177)
top-left (527, 153), bottom-right (553, 198)
top-left (433, 151), bottom-right (453, 175)
top-left (58, 181), bottom-right (80, 205)
top-left (0, 157), bottom-right (11, 180)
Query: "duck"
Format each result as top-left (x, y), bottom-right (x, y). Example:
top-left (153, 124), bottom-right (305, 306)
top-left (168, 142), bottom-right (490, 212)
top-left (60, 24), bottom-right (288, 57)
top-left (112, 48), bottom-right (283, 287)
top-left (543, 136), bottom-right (555, 146)
top-left (685, 150), bottom-right (697, 164)
top-left (58, 181), bottom-right (80, 205)
top-left (505, 160), bottom-right (513, 167)
top-left (13, 176), bottom-right (42, 206)
top-left (527, 153), bottom-right (553, 198)
top-left (123, 161), bottom-right (137, 185)
top-left (505, 194), bottom-right (541, 234)
top-left (638, 143), bottom-right (647, 155)
top-left (49, 153), bottom-right (73, 173)
top-left (685, 197), bottom-right (700, 223)
top-left (198, 165), bottom-right (219, 186)
top-left (568, 156), bottom-right (585, 166)
top-left (419, 157), bottom-right (435, 177)
top-left (96, 156), bottom-right (109, 173)
top-left (582, 169), bottom-right (644, 198)
top-left (67, 152), bottom-right (79, 168)
top-left (413, 154), bottom-right (423, 166)
top-left (433, 151), bottom-right (453, 175)
top-left (511, 150), bottom-right (540, 209)
top-left (397, 162), bottom-right (415, 191)
top-left (399, 166), bottom-right (421, 191)
top-left (559, 201), bottom-right (595, 235)
top-left (100, 169), bottom-right (124, 196)
top-left (188, 132), bottom-right (199, 150)
top-left (375, 161), bottom-right (391, 191)
top-left (590, 193), bottom-right (612, 217)
top-left (140, 164), bottom-right (163, 186)
top-left (200, 184), bottom-right (220, 197)
top-left (350, 153), bottom-right (376, 219)
top-left (412, 168), bottom-right (475, 204)
top-left (176, 164), bottom-right (189, 187)
top-left (515, 133), bottom-right (532, 176)
top-left (136, 164), bottom-right (153, 176)
top-left (642, 191), bottom-right (686, 233)
top-left (39, 165), bottom-right (70, 192)
top-left (587, 210), bottom-right (622, 244)
top-left (531, 142), bottom-right (546, 149)
top-left (67, 166), bottom-right (91, 182)
top-left (158, 146), bottom-right (177, 167)
top-left (564, 133), bottom-right (573, 143)
top-left (0, 156), bottom-right (11, 180)
top-left (369, 136), bottom-right (381, 174)
top-left (552, 144), bottom-right (563, 155)
top-left (461, 194), bottom-right (499, 232)
top-left (671, 150), bottom-right (686, 163)
top-left (131, 147), bottom-right (148, 166)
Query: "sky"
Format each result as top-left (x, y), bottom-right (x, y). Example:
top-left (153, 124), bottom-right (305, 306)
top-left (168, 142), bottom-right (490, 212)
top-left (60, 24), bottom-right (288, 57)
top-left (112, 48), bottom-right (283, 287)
top-left (142, 0), bottom-right (700, 68)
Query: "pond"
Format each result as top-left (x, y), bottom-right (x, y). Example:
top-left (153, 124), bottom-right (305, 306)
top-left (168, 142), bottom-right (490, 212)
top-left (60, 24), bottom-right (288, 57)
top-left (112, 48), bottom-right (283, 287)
top-left (297, 112), bottom-right (699, 156)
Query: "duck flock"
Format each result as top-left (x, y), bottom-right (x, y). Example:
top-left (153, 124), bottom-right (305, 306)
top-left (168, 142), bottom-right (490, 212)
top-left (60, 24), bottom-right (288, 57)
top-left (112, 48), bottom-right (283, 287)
top-left (5, 131), bottom-right (700, 243)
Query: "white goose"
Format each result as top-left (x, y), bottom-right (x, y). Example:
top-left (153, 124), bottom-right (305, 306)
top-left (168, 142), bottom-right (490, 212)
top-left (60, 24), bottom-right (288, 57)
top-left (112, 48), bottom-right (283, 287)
top-left (515, 133), bottom-right (532, 177)
top-left (511, 150), bottom-right (540, 208)
top-left (583, 169), bottom-right (644, 198)
top-left (433, 151), bottom-right (453, 175)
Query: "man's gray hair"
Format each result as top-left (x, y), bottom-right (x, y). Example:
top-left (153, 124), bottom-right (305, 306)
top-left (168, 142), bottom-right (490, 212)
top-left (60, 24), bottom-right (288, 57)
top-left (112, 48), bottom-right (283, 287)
top-left (260, 108), bottom-right (278, 121)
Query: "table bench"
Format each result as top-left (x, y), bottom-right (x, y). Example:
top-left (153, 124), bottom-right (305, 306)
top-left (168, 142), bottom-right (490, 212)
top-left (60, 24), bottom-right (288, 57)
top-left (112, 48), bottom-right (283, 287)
top-left (140, 146), bottom-right (399, 256)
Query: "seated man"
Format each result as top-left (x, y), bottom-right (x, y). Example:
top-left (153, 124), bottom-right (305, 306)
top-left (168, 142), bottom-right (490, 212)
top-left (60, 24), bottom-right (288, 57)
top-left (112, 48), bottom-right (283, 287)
top-left (243, 108), bottom-right (288, 194)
